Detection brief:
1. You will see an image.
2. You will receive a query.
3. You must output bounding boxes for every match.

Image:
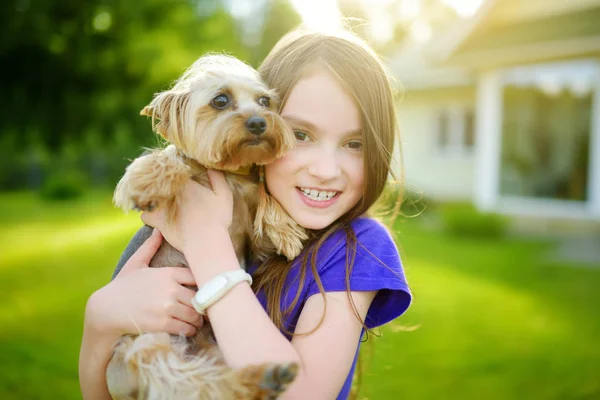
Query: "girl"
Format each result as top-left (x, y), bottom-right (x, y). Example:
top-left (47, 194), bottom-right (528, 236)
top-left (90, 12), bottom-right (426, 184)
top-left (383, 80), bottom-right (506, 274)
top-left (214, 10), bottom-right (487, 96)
top-left (80, 28), bottom-right (411, 399)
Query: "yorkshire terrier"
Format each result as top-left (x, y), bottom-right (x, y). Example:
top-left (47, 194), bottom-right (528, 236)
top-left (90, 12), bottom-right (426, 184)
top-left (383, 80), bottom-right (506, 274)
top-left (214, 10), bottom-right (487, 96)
top-left (108, 54), bottom-right (307, 399)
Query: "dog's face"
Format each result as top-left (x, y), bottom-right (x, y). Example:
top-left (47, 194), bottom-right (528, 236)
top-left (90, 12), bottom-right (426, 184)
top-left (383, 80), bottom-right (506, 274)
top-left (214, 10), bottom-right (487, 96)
top-left (140, 55), bottom-right (294, 172)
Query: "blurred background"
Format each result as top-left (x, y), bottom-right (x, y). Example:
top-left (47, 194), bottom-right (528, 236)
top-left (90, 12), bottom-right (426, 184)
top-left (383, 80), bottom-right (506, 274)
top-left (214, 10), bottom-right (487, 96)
top-left (1, 0), bottom-right (599, 399)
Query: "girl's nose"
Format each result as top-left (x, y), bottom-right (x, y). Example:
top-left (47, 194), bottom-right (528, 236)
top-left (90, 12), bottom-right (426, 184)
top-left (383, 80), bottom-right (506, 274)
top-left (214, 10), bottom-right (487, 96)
top-left (307, 149), bottom-right (341, 181)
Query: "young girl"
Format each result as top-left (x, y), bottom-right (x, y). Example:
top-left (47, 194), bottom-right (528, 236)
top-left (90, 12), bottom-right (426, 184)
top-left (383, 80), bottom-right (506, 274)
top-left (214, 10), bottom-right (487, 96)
top-left (79, 28), bottom-right (411, 399)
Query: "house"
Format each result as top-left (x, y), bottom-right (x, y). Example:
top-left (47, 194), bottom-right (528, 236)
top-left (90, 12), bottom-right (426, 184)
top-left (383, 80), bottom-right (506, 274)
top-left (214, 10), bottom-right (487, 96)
top-left (391, 0), bottom-right (600, 224)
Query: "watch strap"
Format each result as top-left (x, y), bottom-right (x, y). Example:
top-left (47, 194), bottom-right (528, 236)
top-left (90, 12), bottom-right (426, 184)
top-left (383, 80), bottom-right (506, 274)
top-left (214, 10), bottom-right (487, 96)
top-left (191, 269), bottom-right (253, 315)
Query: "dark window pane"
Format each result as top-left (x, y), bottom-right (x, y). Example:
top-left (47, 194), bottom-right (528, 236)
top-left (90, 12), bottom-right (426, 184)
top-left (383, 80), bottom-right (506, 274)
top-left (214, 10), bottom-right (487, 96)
top-left (464, 109), bottom-right (475, 147)
top-left (500, 85), bottom-right (591, 201)
top-left (438, 110), bottom-right (449, 148)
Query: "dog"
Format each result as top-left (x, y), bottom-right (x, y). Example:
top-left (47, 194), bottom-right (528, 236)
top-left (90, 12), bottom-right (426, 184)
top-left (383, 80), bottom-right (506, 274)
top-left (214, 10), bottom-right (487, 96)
top-left (109, 54), bottom-right (307, 399)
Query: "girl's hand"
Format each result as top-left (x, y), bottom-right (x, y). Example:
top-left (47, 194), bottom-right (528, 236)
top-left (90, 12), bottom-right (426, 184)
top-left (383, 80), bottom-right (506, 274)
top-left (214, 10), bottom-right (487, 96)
top-left (84, 229), bottom-right (203, 338)
top-left (141, 169), bottom-right (233, 252)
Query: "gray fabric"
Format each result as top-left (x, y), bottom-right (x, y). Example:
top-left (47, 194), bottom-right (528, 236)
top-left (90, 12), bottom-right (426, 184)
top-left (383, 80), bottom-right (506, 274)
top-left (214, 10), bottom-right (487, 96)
top-left (112, 225), bottom-right (154, 280)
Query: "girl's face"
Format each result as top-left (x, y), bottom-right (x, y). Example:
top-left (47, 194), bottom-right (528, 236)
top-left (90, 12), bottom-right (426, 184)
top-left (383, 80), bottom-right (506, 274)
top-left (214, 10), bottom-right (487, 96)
top-left (265, 69), bottom-right (364, 230)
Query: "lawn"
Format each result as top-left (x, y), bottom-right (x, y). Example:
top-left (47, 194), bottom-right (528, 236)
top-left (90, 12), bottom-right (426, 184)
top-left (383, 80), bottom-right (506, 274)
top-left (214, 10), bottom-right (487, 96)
top-left (0, 191), bottom-right (598, 399)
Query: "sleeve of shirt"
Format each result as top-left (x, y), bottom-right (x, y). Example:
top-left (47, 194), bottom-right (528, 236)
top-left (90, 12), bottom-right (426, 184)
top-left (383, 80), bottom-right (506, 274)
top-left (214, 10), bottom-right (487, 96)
top-left (111, 225), bottom-right (154, 280)
top-left (305, 218), bottom-right (412, 329)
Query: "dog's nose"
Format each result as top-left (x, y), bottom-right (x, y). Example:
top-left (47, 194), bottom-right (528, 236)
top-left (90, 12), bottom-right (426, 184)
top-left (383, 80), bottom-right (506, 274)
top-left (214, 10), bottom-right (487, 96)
top-left (246, 116), bottom-right (267, 135)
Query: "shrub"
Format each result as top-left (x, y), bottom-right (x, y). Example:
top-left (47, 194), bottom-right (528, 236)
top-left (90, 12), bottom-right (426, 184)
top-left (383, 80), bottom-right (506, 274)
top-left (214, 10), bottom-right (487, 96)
top-left (439, 202), bottom-right (508, 238)
top-left (372, 183), bottom-right (429, 222)
top-left (401, 189), bottom-right (431, 216)
top-left (40, 170), bottom-right (88, 201)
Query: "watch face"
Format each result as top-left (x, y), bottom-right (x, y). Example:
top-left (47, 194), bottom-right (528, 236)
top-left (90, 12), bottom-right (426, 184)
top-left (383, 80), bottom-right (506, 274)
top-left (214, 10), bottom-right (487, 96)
top-left (195, 275), bottom-right (229, 303)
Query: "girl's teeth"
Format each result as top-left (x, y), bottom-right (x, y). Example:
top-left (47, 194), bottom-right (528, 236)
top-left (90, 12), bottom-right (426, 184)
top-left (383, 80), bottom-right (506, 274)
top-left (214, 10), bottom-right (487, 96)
top-left (300, 188), bottom-right (336, 201)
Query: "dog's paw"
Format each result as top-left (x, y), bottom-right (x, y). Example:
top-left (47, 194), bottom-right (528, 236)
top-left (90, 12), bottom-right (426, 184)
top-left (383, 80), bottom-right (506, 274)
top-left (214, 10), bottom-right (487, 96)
top-left (259, 362), bottom-right (299, 397)
top-left (114, 146), bottom-right (191, 216)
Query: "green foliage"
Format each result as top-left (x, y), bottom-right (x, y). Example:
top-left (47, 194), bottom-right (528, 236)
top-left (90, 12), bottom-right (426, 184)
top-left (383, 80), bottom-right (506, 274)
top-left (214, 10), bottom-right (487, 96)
top-left (0, 0), bottom-right (266, 191)
top-left (0, 132), bottom-right (28, 190)
top-left (373, 183), bottom-right (429, 221)
top-left (439, 202), bottom-right (509, 238)
top-left (0, 0), bottom-right (306, 192)
top-left (40, 170), bottom-right (88, 201)
top-left (401, 188), bottom-right (430, 216)
top-left (1, 0), bottom-right (249, 150)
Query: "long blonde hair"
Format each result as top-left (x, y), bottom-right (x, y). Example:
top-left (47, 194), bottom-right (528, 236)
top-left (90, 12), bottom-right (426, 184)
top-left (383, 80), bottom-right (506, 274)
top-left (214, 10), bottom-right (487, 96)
top-left (252, 27), bottom-right (403, 339)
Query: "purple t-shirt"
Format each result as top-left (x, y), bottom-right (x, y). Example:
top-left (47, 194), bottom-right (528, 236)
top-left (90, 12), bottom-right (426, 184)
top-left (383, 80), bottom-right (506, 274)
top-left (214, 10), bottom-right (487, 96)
top-left (251, 217), bottom-right (411, 399)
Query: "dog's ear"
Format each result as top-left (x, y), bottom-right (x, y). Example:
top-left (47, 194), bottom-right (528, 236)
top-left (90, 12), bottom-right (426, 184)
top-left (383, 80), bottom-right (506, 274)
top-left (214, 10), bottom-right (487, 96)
top-left (140, 106), bottom-right (155, 117)
top-left (140, 103), bottom-right (169, 139)
top-left (140, 92), bottom-right (190, 140)
top-left (139, 92), bottom-right (177, 139)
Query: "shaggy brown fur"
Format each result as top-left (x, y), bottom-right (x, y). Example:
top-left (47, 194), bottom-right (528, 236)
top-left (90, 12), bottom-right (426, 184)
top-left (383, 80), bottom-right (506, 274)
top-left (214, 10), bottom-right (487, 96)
top-left (109, 54), bottom-right (306, 399)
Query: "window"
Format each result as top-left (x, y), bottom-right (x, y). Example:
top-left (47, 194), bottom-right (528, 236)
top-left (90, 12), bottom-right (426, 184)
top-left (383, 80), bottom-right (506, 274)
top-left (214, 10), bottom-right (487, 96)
top-left (499, 60), bottom-right (595, 201)
top-left (435, 106), bottom-right (475, 153)
top-left (437, 110), bottom-right (450, 148)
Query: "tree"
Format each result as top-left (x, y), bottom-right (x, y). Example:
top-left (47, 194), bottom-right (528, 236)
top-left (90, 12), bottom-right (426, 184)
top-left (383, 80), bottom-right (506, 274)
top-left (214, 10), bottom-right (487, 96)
top-left (0, 0), bottom-right (247, 151)
top-left (0, 0), bottom-right (252, 189)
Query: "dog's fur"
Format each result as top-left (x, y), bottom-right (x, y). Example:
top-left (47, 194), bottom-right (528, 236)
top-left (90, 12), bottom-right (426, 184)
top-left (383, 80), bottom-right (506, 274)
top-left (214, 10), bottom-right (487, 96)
top-left (108, 54), bottom-right (307, 399)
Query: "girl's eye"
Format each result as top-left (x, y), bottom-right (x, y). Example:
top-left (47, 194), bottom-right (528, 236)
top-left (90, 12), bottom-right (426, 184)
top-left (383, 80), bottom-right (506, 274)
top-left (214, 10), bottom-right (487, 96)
top-left (211, 94), bottom-right (230, 109)
top-left (346, 140), bottom-right (363, 150)
top-left (294, 130), bottom-right (309, 142)
top-left (258, 96), bottom-right (270, 107)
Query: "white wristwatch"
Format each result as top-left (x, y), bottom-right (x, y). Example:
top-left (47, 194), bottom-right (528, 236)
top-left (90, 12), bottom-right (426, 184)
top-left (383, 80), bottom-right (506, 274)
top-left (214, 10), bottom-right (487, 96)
top-left (191, 269), bottom-right (253, 315)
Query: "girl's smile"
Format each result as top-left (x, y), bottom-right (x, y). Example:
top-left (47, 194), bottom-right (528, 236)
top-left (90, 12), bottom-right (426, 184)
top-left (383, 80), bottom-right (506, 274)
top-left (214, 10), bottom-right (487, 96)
top-left (297, 187), bottom-right (340, 208)
top-left (265, 68), bottom-right (364, 230)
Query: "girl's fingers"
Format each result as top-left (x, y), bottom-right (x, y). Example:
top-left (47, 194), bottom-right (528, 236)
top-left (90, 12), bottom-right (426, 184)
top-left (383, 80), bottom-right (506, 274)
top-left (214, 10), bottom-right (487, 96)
top-left (164, 318), bottom-right (197, 337)
top-left (171, 267), bottom-right (198, 287)
top-left (120, 229), bottom-right (163, 274)
top-left (170, 304), bottom-right (203, 327)
top-left (206, 169), bottom-right (229, 196)
top-left (176, 285), bottom-right (197, 308)
top-left (134, 228), bottom-right (162, 261)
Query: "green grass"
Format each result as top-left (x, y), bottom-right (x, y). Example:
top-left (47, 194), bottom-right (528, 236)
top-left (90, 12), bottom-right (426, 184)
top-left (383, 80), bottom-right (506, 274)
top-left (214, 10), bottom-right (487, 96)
top-left (0, 191), bottom-right (598, 399)
top-left (359, 221), bottom-right (600, 399)
top-left (0, 190), bottom-right (140, 400)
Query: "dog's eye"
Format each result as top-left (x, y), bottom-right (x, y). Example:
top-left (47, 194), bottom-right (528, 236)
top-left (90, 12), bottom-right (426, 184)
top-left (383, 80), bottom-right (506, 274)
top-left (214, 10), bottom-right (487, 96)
top-left (211, 94), bottom-right (230, 109)
top-left (258, 96), bottom-right (270, 108)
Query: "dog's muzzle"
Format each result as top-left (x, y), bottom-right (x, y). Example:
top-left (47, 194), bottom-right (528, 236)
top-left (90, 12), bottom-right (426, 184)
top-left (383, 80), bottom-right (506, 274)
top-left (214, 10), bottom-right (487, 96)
top-left (246, 116), bottom-right (267, 135)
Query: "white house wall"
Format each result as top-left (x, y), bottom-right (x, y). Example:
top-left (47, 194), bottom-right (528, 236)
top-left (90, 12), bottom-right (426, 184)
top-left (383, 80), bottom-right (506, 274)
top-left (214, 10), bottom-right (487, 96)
top-left (398, 88), bottom-right (476, 200)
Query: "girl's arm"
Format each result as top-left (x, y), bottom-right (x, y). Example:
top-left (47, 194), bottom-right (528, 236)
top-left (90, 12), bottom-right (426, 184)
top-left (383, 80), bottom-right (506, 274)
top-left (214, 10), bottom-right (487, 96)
top-left (288, 290), bottom-right (376, 398)
top-left (79, 229), bottom-right (203, 400)
top-left (179, 231), bottom-right (375, 398)
top-left (206, 267), bottom-right (376, 398)
top-left (79, 313), bottom-right (120, 400)
top-left (143, 172), bottom-right (377, 397)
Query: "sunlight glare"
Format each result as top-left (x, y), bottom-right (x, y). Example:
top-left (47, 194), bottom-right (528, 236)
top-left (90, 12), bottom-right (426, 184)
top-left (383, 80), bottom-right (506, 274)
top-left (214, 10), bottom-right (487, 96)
top-left (410, 19), bottom-right (432, 43)
top-left (289, 0), bottom-right (343, 31)
top-left (441, 0), bottom-right (485, 17)
top-left (399, 0), bottom-right (421, 20)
